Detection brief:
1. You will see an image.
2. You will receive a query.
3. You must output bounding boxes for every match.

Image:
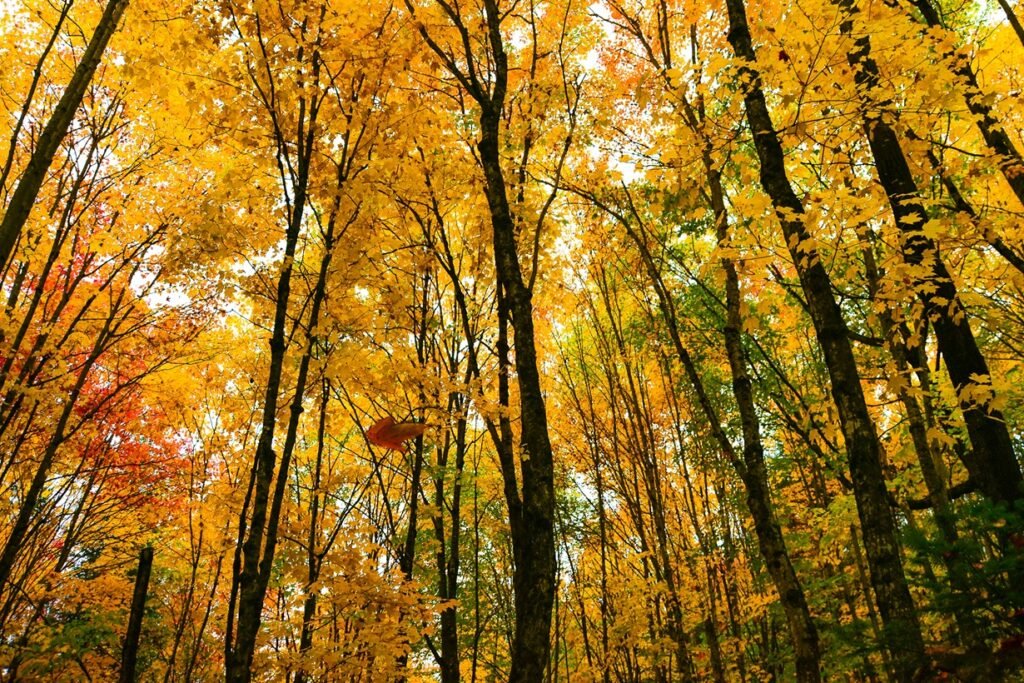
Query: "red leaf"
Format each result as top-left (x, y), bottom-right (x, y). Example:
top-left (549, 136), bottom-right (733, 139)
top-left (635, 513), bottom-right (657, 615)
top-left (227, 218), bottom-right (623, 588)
top-left (366, 417), bottom-right (428, 452)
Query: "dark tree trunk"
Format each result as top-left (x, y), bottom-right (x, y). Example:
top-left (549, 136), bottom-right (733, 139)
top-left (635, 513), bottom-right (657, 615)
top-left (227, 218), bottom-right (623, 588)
top-left (225, 49), bottom-right (330, 675)
top-left (583, 172), bottom-right (823, 679)
top-left (576, 50), bottom-right (823, 683)
top-left (224, 175), bottom-right (307, 683)
top-left (614, 196), bottom-right (823, 681)
top-left (863, 243), bottom-right (988, 652)
top-left (0, 289), bottom-right (125, 595)
top-left (478, 105), bottom-right (557, 683)
top-left (899, 0), bottom-right (1024, 207)
top-left (842, 6), bottom-right (1023, 506)
top-left (918, 143), bottom-right (1024, 275)
top-left (407, 0), bottom-right (560, 674)
top-left (710, 167), bottom-right (823, 683)
top-left (226, 214), bottom-right (333, 682)
top-left (722, 0), bottom-right (926, 677)
top-left (119, 547), bottom-right (154, 683)
top-left (994, 0), bottom-right (1024, 47)
top-left (434, 394), bottom-right (467, 683)
top-left (295, 381), bottom-right (330, 683)
top-left (394, 274), bottom-right (432, 680)
top-left (0, 0), bottom-right (130, 271)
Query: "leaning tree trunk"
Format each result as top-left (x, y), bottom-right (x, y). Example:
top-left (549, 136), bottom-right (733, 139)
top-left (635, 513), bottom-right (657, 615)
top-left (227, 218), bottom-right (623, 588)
top-left (601, 188), bottom-right (823, 681)
top-left (0, 0), bottom-right (130, 272)
top-left (718, 230), bottom-right (824, 681)
top-left (841, 3), bottom-right (1022, 506)
top-left (862, 245), bottom-right (987, 652)
top-left (721, 0), bottom-right (926, 677)
top-left (893, 0), bottom-right (1024, 207)
top-left (0, 289), bottom-right (125, 596)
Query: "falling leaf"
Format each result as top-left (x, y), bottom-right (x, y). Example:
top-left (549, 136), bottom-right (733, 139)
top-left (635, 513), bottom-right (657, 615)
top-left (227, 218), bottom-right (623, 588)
top-left (366, 416), bottom-right (428, 452)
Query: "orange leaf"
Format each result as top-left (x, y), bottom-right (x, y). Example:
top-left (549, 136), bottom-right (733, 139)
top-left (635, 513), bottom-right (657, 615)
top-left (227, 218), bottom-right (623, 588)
top-left (366, 416), bottom-right (428, 451)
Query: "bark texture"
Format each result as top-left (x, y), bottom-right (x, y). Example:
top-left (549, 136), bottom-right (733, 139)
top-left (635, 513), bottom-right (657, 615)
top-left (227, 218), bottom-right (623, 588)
top-left (722, 0), bottom-right (926, 677)
top-left (843, 6), bottom-right (1022, 506)
top-left (0, 0), bottom-right (130, 271)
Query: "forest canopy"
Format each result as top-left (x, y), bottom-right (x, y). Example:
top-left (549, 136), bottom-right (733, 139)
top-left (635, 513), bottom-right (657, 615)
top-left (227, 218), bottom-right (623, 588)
top-left (1, 0), bottom-right (1024, 680)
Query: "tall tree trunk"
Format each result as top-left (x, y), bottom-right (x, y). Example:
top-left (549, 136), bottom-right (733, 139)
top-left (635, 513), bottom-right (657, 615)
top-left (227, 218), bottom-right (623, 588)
top-left (842, 4), bottom-right (1023, 506)
top-left (897, 0), bottom-right (1024, 207)
top-left (722, 0), bottom-right (926, 677)
top-left (394, 273), bottom-right (432, 679)
top-left (434, 389), bottom-right (467, 683)
top-left (0, 0), bottom-right (130, 271)
top-left (224, 169), bottom-right (307, 683)
top-left (0, 286), bottom-right (126, 597)
top-left (862, 245), bottom-right (987, 652)
top-left (295, 380), bottom-right (331, 683)
top-left (406, 0), bottom-right (562, 672)
top-left (478, 103), bottom-right (558, 681)
top-left (119, 547), bottom-right (154, 683)
top-left (409, 0), bottom-right (559, 672)
top-left (225, 55), bottom-right (331, 674)
top-left (581, 181), bottom-right (823, 680)
top-left (711, 167), bottom-right (823, 682)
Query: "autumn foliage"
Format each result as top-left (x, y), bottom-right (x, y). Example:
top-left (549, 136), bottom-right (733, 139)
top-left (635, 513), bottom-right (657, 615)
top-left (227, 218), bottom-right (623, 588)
top-left (1, 0), bottom-right (1024, 680)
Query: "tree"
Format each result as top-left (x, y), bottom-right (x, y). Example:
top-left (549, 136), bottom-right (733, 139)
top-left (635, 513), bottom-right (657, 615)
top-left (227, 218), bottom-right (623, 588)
top-left (401, 0), bottom-right (583, 676)
top-left (722, 0), bottom-right (926, 675)
top-left (3, 0), bottom-right (1024, 678)
top-left (0, 0), bottom-right (129, 272)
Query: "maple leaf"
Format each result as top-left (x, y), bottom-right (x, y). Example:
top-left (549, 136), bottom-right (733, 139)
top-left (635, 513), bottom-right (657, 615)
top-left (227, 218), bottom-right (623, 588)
top-left (366, 416), bottom-right (428, 452)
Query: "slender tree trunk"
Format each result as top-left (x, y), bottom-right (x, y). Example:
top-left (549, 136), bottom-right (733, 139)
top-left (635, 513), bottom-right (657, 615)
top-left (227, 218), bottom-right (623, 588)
top-left (711, 167), bottom-right (823, 681)
top-left (164, 523), bottom-right (202, 682)
top-left (842, 5), bottom-right (1022, 506)
top-left (119, 547), bottom-right (153, 683)
top-left (225, 180), bottom-right (306, 683)
top-left (226, 78), bottom-right (329, 679)
top-left (561, 348), bottom-right (613, 682)
top-left (0, 289), bottom-right (124, 597)
top-left (0, 0), bottom-right (130, 271)
top-left (704, 605), bottom-right (727, 683)
top-left (722, 0), bottom-right (926, 677)
top-left (917, 142), bottom-right (1024, 275)
top-left (434, 390), bottom-right (467, 683)
top-left (295, 381), bottom-right (330, 683)
top-left (478, 105), bottom-right (558, 681)
top-left (993, 0), bottom-right (1024, 47)
top-left (183, 545), bottom-right (224, 682)
top-left (595, 456), bottom-right (612, 683)
top-left (897, 0), bottom-right (1024, 207)
top-left (0, 0), bottom-right (71, 199)
top-left (862, 245), bottom-right (987, 652)
top-left (849, 524), bottom-right (894, 678)
top-left (408, 0), bottom-right (559, 675)
top-left (587, 184), bottom-right (823, 680)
